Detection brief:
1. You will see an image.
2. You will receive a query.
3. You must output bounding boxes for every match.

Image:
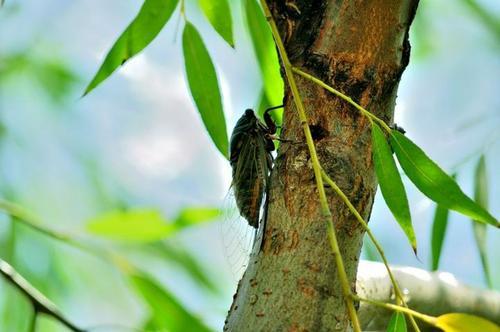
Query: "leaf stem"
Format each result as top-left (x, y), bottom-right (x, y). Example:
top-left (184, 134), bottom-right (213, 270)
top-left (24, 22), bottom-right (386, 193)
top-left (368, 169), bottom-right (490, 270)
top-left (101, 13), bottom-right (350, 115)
top-left (291, 67), bottom-right (393, 133)
top-left (0, 259), bottom-right (86, 332)
top-left (321, 170), bottom-right (421, 332)
top-left (259, 1), bottom-right (361, 330)
top-left (354, 295), bottom-right (437, 326)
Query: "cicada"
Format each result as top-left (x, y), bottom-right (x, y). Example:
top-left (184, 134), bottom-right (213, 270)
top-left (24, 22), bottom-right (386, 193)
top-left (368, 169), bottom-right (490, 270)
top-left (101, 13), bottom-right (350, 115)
top-left (229, 106), bottom-right (281, 228)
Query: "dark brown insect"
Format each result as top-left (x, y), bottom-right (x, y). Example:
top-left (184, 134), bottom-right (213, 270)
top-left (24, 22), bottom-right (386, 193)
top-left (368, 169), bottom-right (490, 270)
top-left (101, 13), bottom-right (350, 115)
top-left (229, 106), bottom-right (281, 228)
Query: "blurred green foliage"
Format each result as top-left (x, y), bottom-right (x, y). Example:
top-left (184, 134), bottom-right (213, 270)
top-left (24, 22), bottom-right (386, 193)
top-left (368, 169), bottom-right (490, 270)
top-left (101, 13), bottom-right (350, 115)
top-left (0, 53), bottom-right (78, 104)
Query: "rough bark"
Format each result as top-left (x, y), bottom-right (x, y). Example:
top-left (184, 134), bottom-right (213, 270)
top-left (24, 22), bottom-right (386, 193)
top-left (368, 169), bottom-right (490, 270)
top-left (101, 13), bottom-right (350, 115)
top-left (357, 261), bottom-right (500, 330)
top-left (225, 1), bottom-right (419, 331)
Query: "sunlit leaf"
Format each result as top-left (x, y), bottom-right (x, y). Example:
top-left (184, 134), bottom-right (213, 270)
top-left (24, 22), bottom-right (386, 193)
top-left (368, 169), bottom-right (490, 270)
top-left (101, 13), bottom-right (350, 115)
top-left (83, 0), bottom-right (179, 95)
top-left (430, 203), bottom-right (450, 271)
top-left (372, 124), bottom-right (416, 252)
top-left (472, 155), bottom-right (492, 287)
top-left (387, 312), bottom-right (407, 332)
top-left (435, 313), bottom-right (500, 332)
top-left (183, 22), bottom-right (228, 158)
top-left (130, 273), bottom-right (212, 332)
top-left (244, 0), bottom-right (284, 107)
top-left (199, 0), bottom-right (234, 47)
top-left (390, 131), bottom-right (498, 227)
top-left (86, 209), bottom-right (172, 242)
top-left (174, 206), bottom-right (222, 228)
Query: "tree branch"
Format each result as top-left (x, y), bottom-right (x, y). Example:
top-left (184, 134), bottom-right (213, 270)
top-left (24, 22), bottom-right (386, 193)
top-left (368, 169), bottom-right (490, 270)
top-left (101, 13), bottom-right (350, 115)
top-left (357, 261), bottom-right (500, 330)
top-left (0, 259), bottom-right (86, 332)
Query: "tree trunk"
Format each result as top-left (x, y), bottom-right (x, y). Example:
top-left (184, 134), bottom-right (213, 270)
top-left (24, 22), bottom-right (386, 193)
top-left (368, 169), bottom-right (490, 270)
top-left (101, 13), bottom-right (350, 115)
top-left (225, 1), bottom-right (419, 331)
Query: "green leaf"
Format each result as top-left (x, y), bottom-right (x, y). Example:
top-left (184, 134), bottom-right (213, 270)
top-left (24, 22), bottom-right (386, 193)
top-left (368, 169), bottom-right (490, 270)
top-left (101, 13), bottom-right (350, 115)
top-left (430, 203), bottom-right (450, 271)
top-left (372, 124), bottom-right (416, 252)
top-left (183, 22), bottom-right (228, 158)
top-left (390, 131), bottom-right (498, 227)
top-left (86, 208), bottom-right (173, 242)
top-left (83, 0), bottom-right (179, 95)
top-left (244, 0), bottom-right (284, 107)
top-left (174, 206), bottom-right (222, 228)
top-left (130, 273), bottom-right (212, 332)
top-left (472, 155), bottom-right (492, 287)
top-left (435, 313), bottom-right (500, 332)
top-left (199, 0), bottom-right (234, 47)
top-left (386, 312), bottom-right (407, 332)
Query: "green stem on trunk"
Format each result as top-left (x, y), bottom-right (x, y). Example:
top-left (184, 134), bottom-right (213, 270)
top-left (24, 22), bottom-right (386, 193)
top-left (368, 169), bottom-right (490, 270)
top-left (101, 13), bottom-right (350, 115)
top-left (321, 170), bottom-right (421, 332)
top-left (292, 67), bottom-right (393, 133)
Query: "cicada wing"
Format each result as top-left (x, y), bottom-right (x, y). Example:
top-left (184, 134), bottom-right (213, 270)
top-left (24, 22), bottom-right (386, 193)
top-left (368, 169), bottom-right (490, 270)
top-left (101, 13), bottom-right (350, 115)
top-left (219, 188), bottom-right (256, 281)
top-left (231, 135), bottom-right (270, 228)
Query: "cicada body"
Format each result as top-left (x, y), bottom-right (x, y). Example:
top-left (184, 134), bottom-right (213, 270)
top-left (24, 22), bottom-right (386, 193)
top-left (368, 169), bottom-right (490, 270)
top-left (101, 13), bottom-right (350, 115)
top-left (229, 108), bottom-right (278, 228)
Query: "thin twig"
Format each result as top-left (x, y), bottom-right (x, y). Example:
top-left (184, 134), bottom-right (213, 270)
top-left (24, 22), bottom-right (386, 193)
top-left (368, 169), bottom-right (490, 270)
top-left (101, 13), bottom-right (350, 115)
top-left (259, 1), bottom-right (361, 330)
top-left (292, 67), bottom-right (393, 133)
top-left (0, 259), bottom-right (86, 332)
top-left (354, 295), bottom-right (437, 327)
top-left (322, 163), bottom-right (421, 332)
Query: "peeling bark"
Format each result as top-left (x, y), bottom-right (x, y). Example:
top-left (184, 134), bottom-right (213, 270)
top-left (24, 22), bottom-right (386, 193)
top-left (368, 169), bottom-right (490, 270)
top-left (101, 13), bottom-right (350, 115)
top-left (225, 1), bottom-right (419, 331)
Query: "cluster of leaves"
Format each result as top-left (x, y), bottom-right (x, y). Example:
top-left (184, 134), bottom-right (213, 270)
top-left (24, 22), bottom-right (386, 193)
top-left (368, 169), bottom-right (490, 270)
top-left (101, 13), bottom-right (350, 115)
top-left (87, 205), bottom-right (221, 331)
top-left (83, 0), bottom-right (283, 159)
top-left (0, 200), bottom-right (221, 331)
top-left (372, 125), bottom-right (497, 254)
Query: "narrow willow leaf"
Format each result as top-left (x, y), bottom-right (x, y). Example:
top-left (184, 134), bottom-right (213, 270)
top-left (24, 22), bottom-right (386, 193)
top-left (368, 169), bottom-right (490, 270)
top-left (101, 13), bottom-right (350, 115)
top-left (130, 273), bottom-right (212, 332)
top-left (372, 124), bottom-right (416, 252)
top-left (472, 155), bottom-right (492, 287)
top-left (435, 313), bottom-right (500, 332)
top-left (390, 131), bottom-right (498, 227)
top-left (244, 0), bottom-right (284, 106)
top-left (83, 0), bottom-right (179, 95)
top-left (387, 312), bottom-right (407, 332)
top-left (183, 22), bottom-right (228, 158)
top-left (199, 0), bottom-right (234, 47)
top-left (430, 203), bottom-right (450, 271)
top-left (86, 209), bottom-right (173, 242)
